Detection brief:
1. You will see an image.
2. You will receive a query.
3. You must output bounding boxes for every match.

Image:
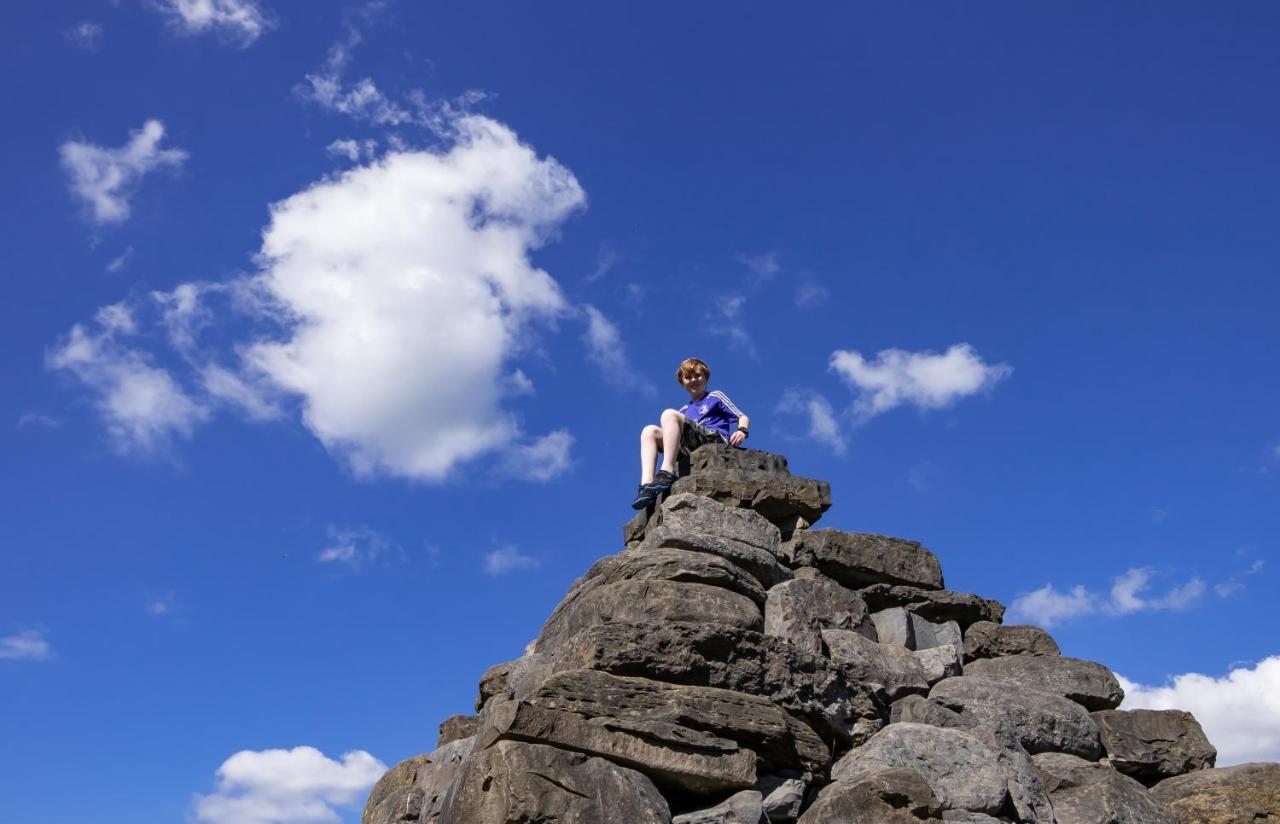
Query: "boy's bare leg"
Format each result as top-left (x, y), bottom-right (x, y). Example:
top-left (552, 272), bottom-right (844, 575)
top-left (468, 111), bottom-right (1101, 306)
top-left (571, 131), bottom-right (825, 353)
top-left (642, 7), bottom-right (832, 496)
top-left (640, 424), bottom-right (662, 484)
top-left (658, 408), bottom-right (684, 474)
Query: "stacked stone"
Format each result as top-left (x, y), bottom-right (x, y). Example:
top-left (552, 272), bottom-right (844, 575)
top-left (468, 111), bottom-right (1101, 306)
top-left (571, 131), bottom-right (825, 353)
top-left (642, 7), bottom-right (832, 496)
top-left (363, 446), bottom-right (1278, 824)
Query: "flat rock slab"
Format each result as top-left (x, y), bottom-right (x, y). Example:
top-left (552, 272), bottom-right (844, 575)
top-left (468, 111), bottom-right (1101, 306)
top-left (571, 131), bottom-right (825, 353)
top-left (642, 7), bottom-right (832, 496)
top-left (550, 621), bottom-right (885, 747)
top-left (670, 469), bottom-right (831, 528)
top-left (1091, 708), bottom-right (1216, 785)
top-left (535, 579), bottom-right (762, 653)
top-left (524, 669), bottom-right (830, 776)
top-left (799, 767), bottom-right (943, 823)
top-left (765, 576), bottom-right (872, 657)
top-left (1149, 762), bottom-right (1280, 823)
top-left (673, 790), bottom-right (766, 824)
top-left (965, 655), bottom-right (1124, 711)
top-left (831, 723), bottom-right (1011, 815)
top-left (930, 676), bottom-right (1103, 759)
top-left (872, 607), bottom-right (961, 651)
top-left (963, 621), bottom-right (1059, 661)
top-left (1033, 752), bottom-right (1179, 824)
top-left (858, 584), bottom-right (1005, 628)
top-left (439, 739), bottom-right (671, 824)
top-left (785, 530), bottom-right (944, 590)
top-left (660, 493), bottom-right (783, 556)
top-left (643, 525), bottom-right (792, 589)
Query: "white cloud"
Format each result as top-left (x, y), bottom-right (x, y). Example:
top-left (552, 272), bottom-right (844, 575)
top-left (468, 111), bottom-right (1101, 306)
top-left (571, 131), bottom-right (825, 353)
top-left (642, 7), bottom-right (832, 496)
top-left (484, 545), bottom-right (539, 576)
top-left (59, 119), bottom-right (187, 225)
top-left (200, 364), bottom-right (282, 421)
top-left (242, 116), bottom-right (584, 480)
top-left (65, 21), bottom-right (103, 50)
top-left (581, 305), bottom-right (652, 394)
top-left (147, 591), bottom-right (179, 616)
top-left (1008, 567), bottom-right (1207, 627)
top-left (778, 390), bottom-right (846, 455)
top-left (47, 312), bottom-right (209, 455)
top-left (736, 251), bottom-right (782, 283)
top-left (584, 242), bottom-right (619, 283)
top-left (709, 294), bottom-right (755, 357)
top-left (16, 412), bottom-right (61, 430)
top-left (499, 430), bottom-right (574, 482)
top-left (326, 139), bottom-right (377, 163)
top-left (1120, 656), bottom-right (1280, 765)
top-left (316, 526), bottom-right (400, 568)
top-left (193, 746), bottom-right (385, 824)
top-left (794, 278), bottom-right (829, 309)
top-left (0, 629), bottom-right (53, 662)
top-left (297, 31), bottom-right (411, 126)
top-left (907, 460), bottom-right (936, 493)
top-left (829, 343), bottom-right (1011, 422)
top-left (153, 0), bottom-right (272, 46)
top-left (106, 246), bottom-right (135, 274)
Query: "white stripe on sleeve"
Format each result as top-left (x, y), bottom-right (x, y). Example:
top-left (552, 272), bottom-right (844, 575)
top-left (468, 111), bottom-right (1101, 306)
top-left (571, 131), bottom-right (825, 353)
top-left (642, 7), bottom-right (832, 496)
top-left (709, 390), bottom-right (745, 418)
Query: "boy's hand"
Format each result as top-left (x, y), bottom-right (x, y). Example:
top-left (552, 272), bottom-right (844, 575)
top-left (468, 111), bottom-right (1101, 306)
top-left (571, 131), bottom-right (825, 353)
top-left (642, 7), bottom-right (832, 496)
top-left (729, 430), bottom-right (747, 447)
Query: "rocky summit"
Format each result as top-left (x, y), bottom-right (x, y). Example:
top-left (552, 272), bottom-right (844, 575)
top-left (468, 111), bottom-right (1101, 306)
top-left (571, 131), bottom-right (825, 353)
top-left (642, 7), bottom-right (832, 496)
top-left (362, 446), bottom-right (1276, 824)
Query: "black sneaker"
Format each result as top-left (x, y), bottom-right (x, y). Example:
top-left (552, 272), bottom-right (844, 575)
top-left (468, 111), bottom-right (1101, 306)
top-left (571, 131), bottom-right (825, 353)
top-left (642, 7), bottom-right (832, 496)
top-left (630, 484), bottom-right (658, 510)
top-left (649, 469), bottom-right (678, 492)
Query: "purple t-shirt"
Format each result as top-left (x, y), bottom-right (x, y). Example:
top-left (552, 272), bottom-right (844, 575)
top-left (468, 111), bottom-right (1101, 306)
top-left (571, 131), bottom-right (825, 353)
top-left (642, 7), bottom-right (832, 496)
top-left (680, 390), bottom-right (745, 440)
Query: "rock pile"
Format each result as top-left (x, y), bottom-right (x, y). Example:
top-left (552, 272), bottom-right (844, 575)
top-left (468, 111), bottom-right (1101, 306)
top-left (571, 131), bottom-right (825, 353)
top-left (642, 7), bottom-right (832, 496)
top-left (363, 446), bottom-right (1277, 823)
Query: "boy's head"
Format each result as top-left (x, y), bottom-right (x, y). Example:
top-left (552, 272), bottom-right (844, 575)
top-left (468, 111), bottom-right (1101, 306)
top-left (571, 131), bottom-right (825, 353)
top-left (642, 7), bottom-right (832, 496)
top-left (676, 357), bottom-right (710, 386)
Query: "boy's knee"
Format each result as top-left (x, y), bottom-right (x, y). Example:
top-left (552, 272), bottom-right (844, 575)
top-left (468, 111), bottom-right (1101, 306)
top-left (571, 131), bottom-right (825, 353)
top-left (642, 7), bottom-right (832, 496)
top-left (641, 424), bottom-right (661, 438)
top-left (660, 408), bottom-right (682, 424)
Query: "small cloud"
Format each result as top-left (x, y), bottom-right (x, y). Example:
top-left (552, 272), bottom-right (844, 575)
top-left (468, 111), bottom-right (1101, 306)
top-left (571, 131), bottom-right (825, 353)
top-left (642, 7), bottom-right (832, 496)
top-left (794, 278), bottom-right (829, 309)
top-left (584, 242), bottom-right (619, 284)
top-left (907, 460), bottom-right (936, 493)
top-left (830, 343), bottom-right (1012, 423)
top-left (16, 412), bottom-right (61, 430)
top-left (65, 21), bottom-right (103, 50)
top-left (1007, 583), bottom-right (1095, 628)
top-left (59, 119), bottom-right (187, 225)
top-left (580, 305), bottom-right (654, 395)
top-left (326, 138), bottom-right (378, 163)
top-left (500, 430), bottom-right (574, 482)
top-left (735, 251), bottom-right (782, 284)
top-left (1120, 656), bottom-right (1280, 765)
top-left (192, 746), bottom-right (386, 824)
top-left (0, 629), bottom-right (54, 662)
top-left (1008, 567), bottom-right (1207, 627)
top-left (484, 545), bottom-right (539, 576)
top-left (1215, 558), bottom-right (1265, 598)
top-left (708, 294), bottom-right (755, 357)
top-left (296, 30), bottom-right (412, 126)
top-left (777, 389), bottom-right (846, 455)
top-left (152, 0), bottom-right (273, 47)
top-left (316, 526), bottom-right (401, 569)
top-left (106, 246), bottom-right (135, 274)
top-left (147, 591), bottom-right (179, 616)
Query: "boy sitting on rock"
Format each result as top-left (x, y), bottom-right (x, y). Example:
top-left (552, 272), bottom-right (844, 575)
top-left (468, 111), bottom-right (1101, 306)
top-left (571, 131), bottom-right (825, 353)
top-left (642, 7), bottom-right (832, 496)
top-left (631, 357), bottom-right (750, 509)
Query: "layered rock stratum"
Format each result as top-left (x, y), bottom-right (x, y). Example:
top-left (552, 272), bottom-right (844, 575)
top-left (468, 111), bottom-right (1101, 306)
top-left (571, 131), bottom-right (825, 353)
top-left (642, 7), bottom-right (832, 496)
top-left (362, 446), bottom-right (1276, 823)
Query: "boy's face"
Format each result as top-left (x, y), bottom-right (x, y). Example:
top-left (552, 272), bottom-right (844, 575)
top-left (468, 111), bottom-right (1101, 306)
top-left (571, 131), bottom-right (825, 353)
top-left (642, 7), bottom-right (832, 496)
top-left (681, 370), bottom-right (708, 395)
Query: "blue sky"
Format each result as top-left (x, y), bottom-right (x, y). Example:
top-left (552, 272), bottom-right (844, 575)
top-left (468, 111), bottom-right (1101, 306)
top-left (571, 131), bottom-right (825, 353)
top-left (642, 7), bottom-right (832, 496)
top-left (3, 1), bottom-right (1279, 821)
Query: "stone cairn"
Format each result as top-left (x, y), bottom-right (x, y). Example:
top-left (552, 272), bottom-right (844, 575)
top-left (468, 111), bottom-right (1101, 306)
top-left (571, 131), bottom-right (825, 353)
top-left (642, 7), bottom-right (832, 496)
top-left (363, 446), bottom-right (1279, 823)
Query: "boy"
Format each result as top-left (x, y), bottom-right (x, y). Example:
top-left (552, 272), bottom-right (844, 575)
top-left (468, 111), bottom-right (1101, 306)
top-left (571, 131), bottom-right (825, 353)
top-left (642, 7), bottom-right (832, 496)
top-left (631, 357), bottom-right (750, 509)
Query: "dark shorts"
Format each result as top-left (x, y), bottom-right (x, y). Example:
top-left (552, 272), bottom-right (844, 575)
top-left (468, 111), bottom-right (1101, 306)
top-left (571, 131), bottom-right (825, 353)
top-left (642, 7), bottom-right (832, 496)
top-left (680, 417), bottom-right (727, 456)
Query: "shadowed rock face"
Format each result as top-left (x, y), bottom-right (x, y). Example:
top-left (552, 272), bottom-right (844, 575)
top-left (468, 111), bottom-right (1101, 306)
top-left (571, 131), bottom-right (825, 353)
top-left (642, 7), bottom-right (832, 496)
top-left (364, 445), bottom-right (1251, 824)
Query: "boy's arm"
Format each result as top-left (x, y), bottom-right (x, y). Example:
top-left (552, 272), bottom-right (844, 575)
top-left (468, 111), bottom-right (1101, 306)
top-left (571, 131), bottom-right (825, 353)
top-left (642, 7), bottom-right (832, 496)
top-left (729, 413), bottom-right (751, 446)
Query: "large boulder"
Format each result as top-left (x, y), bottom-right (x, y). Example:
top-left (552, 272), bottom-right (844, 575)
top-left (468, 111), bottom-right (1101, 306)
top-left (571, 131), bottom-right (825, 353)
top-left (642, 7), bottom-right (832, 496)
top-left (534, 579), bottom-right (762, 653)
top-left (799, 767), bottom-right (943, 823)
top-left (363, 738), bottom-right (475, 824)
top-left (437, 715), bottom-right (477, 748)
top-left (930, 676), bottom-right (1103, 759)
top-left (822, 628), bottom-right (961, 699)
top-left (1149, 762), bottom-right (1280, 823)
top-left (660, 493), bottom-right (784, 559)
top-left (1033, 752), bottom-right (1179, 824)
top-left (757, 775), bottom-right (806, 822)
top-left (550, 621), bottom-right (885, 747)
top-left (965, 655), bottom-right (1125, 711)
top-left (871, 607), bottom-right (961, 651)
top-left (783, 529), bottom-right (944, 590)
top-left (962, 621), bottom-right (1059, 661)
top-left (643, 525), bottom-right (792, 589)
top-left (673, 790), bottom-right (766, 824)
top-left (858, 584), bottom-right (1005, 628)
top-left (439, 739), bottom-right (671, 823)
top-left (670, 469), bottom-right (831, 528)
top-left (1091, 709), bottom-right (1216, 785)
top-left (764, 576), bottom-right (873, 657)
top-left (831, 723), bottom-right (1012, 816)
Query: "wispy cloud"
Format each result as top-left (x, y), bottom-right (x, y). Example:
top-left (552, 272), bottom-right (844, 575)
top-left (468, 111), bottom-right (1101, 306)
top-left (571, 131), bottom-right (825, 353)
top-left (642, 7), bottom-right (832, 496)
top-left (777, 390), bottom-right (846, 455)
top-left (147, 591), bottom-right (180, 616)
top-left (708, 294), bottom-right (756, 357)
top-left (326, 138), bottom-right (377, 163)
top-left (106, 246), bottom-right (135, 274)
top-left (59, 119), bottom-right (187, 225)
top-left (907, 460), bottom-right (936, 493)
top-left (193, 746), bottom-right (385, 824)
top-left (830, 343), bottom-right (1011, 423)
top-left (65, 21), bottom-right (103, 50)
top-left (500, 430), bottom-right (574, 482)
top-left (580, 305), bottom-right (653, 395)
top-left (484, 545), bottom-right (539, 576)
top-left (735, 251), bottom-right (782, 284)
top-left (1214, 559), bottom-right (1265, 598)
top-left (152, 0), bottom-right (273, 47)
top-left (16, 412), bottom-right (61, 430)
top-left (0, 629), bottom-right (54, 662)
top-left (794, 278), bottom-right (829, 309)
top-left (1008, 567), bottom-right (1207, 627)
top-left (1120, 656), bottom-right (1280, 765)
top-left (584, 242), bottom-right (619, 284)
top-left (316, 526), bottom-right (401, 569)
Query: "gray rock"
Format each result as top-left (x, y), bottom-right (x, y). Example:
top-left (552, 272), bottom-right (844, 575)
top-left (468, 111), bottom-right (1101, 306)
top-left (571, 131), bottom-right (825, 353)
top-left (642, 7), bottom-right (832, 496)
top-left (930, 676), bottom-right (1103, 759)
top-left (859, 584), bottom-right (1005, 628)
top-left (363, 738), bottom-right (475, 824)
top-left (939, 814), bottom-right (1004, 823)
top-left (765, 576), bottom-right (873, 657)
top-left (520, 668), bottom-right (830, 777)
top-left (661, 492), bottom-right (783, 557)
top-left (757, 775), bottom-right (806, 822)
top-left (688, 444), bottom-right (792, 476)
top-left (872, 607), bottom-right (962, 651)
top-left (785, 529), bottom-right (944, 590)
top-left (1033, 752), bottom-right (1179, 823)
top-left (643, 525), bottom-right (792, 589)
top-left (551, 621), bottom-right (885, 747)
top-left (535, 579), bottom-right (763, 653)
top-left (799, 767), bottom-right (943, 823)
top-left (670, 468), bottom-right (831, 528)
top-left (821, 628), bottom-right (929, 699)
top-left (831, 723), bottom-right (1010, 815)
top-left (890, 694), bottom-right (971, 729)
top-left (439, 739), bottom-right (671, 824)
top-left (1149, 762), bottom-right (1280, 823)
top-left (965, 655), bottom-right (1124, 711)
top-left (1091, 709), bottom-right (1216, 785)
top-left (673, 790), bottom-right (766, 824)
top-left (963, 621), bottom-right (1059, 661)
top-left (437, 714), bottom-right (477, 748)
top-left (914, 644), bottom-right (965, 685)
